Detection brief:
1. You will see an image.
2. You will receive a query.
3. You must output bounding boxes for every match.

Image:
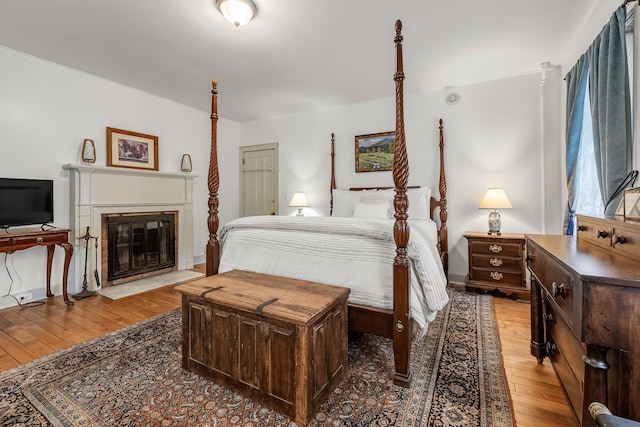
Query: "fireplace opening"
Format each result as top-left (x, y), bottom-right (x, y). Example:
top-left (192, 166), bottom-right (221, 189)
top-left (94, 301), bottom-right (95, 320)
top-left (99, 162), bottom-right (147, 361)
top-left (106, 213), bottom-right (176, 282)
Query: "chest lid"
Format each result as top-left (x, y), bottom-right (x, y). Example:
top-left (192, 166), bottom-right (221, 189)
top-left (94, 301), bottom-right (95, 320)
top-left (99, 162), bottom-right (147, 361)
top-left (176, 269), bottom-right (350, 325)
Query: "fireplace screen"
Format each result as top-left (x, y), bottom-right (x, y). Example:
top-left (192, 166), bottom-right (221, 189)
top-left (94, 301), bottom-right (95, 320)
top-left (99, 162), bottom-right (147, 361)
top-left (107, 213), bottom-right (175, 281)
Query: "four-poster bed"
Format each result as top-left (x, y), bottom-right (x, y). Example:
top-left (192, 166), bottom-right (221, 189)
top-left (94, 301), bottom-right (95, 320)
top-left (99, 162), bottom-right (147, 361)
top-left (205, 20), bottom-right (449, 387)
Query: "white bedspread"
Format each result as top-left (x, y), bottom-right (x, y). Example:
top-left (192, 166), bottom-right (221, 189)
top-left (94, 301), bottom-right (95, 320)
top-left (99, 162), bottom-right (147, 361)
top-left (218, 216), bottom-right (449, 330)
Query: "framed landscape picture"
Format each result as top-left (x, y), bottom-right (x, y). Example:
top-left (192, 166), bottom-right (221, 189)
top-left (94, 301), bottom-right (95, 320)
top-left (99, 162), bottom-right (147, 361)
top-left (355, 131), bottom-right (395, 172)
top-left (107, 127), bottom-right (158, 171)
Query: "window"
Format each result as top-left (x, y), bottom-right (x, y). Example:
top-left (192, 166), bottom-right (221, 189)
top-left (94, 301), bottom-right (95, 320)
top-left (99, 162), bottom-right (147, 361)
top-left (573, 85), bottom-right (604, 216)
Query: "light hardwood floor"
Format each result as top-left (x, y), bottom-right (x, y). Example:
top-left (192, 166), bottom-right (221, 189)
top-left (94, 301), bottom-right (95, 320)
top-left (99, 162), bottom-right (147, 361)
top-left (0, 269), bottom-right (575, 426)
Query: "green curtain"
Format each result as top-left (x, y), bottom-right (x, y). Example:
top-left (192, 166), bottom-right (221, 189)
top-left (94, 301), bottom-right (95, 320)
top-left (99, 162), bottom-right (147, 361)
top-left (563, 5), bottom-right (632, 233)
top-left (589, 6), bottom-right (633, 216)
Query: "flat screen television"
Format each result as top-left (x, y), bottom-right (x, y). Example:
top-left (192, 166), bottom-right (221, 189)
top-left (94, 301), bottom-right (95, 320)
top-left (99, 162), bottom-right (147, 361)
top-left (0, 178), bottom-right (54, 228)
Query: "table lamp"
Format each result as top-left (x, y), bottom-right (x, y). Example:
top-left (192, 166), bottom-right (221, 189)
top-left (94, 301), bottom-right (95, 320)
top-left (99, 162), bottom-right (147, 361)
top-left (289, 192), bottom-right (309, 216)
top-left (479, 188), bottom-right (512, 235)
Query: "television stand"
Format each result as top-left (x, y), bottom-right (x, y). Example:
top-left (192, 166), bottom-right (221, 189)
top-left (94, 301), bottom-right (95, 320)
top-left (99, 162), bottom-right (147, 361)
top-left (0, 227), bottom-right (73, 306)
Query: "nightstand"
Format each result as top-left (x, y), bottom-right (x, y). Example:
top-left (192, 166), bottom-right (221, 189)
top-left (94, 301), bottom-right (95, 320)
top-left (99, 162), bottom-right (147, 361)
top-left (464, 231), bottom-right (529, 301)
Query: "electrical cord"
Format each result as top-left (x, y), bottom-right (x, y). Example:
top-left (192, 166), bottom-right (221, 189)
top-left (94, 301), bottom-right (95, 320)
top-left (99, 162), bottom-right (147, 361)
top-left (603, 170), bottom-right (638, 213)
top-left (1, 252), bottom-right (45, 308)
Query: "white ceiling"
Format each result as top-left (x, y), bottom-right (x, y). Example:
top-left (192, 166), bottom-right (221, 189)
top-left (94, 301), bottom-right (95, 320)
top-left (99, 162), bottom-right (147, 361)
top-left (0, 0), bottom-right (600, 123)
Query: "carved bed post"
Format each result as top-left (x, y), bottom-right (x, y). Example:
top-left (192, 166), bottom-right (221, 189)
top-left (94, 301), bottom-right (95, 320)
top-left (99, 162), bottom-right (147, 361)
top-left (330, 132), bottom-right (336, 216)
top-left (392, 19), bottom-right (411, 388)
top-left (206, 79), bottom-right (220, 276)
top-left (438, 118), bottom-right (449, 275)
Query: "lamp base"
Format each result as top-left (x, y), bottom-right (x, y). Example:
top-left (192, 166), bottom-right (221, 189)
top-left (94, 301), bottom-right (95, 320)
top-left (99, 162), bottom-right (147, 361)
top-left (296, 208), bottom-right (304, 217)
top-left (488, 209), bottom-right (501, 235)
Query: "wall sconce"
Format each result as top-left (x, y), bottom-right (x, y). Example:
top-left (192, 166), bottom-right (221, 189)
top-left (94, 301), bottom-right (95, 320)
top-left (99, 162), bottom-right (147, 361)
top-left (181, 154), bottom-right (192, 172)
top-left (81, 139), bottom-right (96, 163)
top-left (289, 192), bottom-right (309, 216)
top-left (216, 0), bottom-right (258, 27)
top-left (479, 188), bottom-right (512, 235)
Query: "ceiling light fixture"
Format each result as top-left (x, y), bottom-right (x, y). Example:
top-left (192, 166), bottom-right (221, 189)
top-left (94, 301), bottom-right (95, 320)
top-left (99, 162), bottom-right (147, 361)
top-left (216, 0), bottom-right (258, 27)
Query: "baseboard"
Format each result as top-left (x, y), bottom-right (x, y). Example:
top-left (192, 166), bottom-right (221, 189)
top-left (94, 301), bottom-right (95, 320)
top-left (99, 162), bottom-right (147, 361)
top-left (447, 273), bottom-right (465, 285)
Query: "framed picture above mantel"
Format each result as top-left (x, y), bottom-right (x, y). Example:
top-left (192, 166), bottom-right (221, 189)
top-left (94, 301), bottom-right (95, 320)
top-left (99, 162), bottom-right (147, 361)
top-left (355, 131), bottom-right (395, 172)
top-left (106, 127), bottom-right (158, 171)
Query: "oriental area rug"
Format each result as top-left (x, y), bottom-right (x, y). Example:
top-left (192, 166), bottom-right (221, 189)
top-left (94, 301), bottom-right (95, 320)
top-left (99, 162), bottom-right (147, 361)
top-left (0, 290), bottom-right (514, 426)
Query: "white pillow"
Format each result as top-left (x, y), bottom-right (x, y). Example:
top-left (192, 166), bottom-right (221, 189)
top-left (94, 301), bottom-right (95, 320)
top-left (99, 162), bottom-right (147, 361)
top-left (332, 189), bottom-right (362, 217)
top-left (353, 202), bottom-right (390, 219)
top-left (407, 186), bottom-right (432, 220)
top-left (360, 189), bottom-right (394, 218)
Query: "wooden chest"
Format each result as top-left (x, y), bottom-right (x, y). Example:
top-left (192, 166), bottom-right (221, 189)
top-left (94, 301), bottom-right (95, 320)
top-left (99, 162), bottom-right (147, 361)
top-left (175, 270), bottom-right (350, 425)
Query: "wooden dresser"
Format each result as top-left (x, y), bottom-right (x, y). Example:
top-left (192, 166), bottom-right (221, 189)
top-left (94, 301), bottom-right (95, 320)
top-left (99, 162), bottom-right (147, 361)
top-left (464, 231), bottom-right (528, 300)
top-left (527, 214), bottom-right (640, 426)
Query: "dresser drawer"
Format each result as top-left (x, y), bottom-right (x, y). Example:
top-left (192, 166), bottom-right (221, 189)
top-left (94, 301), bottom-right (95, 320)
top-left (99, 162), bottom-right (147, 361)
top-left (576, 216), bottom-right (612, 250)
top-left (546, 330), bottom-right (583, 425)
top-left (470, 254), bottom-right (522, 271)
top-left (611, 225), bottom-right (640, 262)
top-left (469, 240), bottom-right (522, 257)
top-left (526, 240), bottom-right (545, 284)
top-left (541, 259), bottom-right (575, 328)
top-left (545, 295), bottom-right (585, 390)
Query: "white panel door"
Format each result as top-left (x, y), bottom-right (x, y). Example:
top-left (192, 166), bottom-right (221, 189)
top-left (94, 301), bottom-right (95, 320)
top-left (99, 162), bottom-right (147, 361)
top-left (240, 143), bottom-right (278, 217)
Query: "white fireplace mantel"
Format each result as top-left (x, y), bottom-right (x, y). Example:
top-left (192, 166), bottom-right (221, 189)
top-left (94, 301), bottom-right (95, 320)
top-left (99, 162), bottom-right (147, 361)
top-left (63, 164), bottom-right (196, 293)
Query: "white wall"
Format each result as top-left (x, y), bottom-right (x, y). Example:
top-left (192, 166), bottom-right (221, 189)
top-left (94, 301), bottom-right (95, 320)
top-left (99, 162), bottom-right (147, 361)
top-left (0, 46), bottom-right (241, 308)
top-left (241, 72), bottom-right (544, 283)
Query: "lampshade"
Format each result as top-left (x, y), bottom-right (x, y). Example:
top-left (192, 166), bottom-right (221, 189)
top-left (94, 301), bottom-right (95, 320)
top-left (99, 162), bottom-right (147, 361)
top-left (289, 192), bottom-right (309, 207)
top-left (216, 0), bottom-right (257, 27)
top-left (289, 192), bottom-right (309, 216)
top-left (479, 188), bottom-right (513, 209)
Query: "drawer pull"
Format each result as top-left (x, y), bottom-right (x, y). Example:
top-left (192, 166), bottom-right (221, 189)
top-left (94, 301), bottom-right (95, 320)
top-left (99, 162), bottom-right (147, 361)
top-left (543, 313), bottom-right (554, 323)
top-left (546, 342), bottom-right (558, 357)
top-left (597, 230), bottom-right (609, 239)
top-left (577, 224), bottom-right (587, 232)
top-left (489, 258), bottom-right (502, 267)
top-left (614, 235), bottom-right (626, 245)
top-left (490, 271), bottom-right (503, 281)
top-left (36, 237), bottom-right (44, 244)
top-left (526, 252), bottom-right (535, 262)
top-left (489, 244), bottom-right (502, 253)
top-left (551, 281), bottom-right (566, 298)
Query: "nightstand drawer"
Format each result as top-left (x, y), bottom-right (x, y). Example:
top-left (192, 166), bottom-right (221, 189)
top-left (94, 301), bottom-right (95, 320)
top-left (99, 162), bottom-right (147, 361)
top-left (470, 254), bottom-right (522, 271)
top-left (469, 240), bottom-right (522, 257)
top-left (470, 268), bottom-right (523, 286)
